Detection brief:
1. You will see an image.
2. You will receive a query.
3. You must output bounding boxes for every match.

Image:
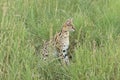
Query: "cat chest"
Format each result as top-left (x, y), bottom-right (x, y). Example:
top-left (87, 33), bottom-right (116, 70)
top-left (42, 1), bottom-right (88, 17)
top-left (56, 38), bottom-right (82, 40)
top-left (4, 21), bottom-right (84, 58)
top-left (61, 38), bottom-right (69, 50)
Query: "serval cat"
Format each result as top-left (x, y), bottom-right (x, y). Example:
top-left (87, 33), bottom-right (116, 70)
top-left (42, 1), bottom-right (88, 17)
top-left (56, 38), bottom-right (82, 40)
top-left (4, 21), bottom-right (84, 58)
top-left (42, 18), bottom-right (75, 65)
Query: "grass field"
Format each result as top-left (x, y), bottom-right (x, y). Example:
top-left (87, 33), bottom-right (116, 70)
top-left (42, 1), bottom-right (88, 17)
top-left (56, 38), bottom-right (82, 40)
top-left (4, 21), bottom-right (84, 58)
top-left (0, 0), bottom-right (120, 80)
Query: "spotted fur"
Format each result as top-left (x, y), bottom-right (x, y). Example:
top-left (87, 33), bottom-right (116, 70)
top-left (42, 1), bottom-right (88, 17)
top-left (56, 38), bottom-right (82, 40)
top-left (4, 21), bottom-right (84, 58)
top-left (42, 19), bottom-right (75, 65)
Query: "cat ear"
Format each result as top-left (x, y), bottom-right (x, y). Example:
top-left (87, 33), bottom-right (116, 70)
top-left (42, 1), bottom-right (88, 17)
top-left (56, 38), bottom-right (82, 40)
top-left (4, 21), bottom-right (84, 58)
top-left (66, 18), bottom-right (72, 25)
top-left (70, 18), bottom-right (73, 22)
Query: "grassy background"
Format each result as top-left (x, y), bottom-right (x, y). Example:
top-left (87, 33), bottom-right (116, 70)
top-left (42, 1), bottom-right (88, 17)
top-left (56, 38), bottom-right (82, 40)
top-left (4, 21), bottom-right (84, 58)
top-left (0, 0), bottom-right (120, 80)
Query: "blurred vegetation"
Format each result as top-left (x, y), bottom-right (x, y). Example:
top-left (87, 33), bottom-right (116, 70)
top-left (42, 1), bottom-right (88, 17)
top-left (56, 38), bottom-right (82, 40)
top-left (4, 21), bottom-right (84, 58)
top-left (0, 0), bottom-right (120, 80)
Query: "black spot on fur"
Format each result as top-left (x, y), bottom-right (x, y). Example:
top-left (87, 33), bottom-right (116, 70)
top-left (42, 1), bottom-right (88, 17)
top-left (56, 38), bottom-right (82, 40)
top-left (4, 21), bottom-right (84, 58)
top-left (63, 50), bottom-right (66, 52)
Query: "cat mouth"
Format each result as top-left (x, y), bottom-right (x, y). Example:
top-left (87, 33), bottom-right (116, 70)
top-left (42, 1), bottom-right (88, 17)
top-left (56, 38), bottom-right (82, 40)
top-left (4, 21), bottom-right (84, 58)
top-left (72, 26), bottom-right (75, 31)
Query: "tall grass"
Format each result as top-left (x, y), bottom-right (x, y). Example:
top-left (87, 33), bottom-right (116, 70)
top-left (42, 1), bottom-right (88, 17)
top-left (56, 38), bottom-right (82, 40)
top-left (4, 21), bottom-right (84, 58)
top-left (0, 0), bottom-right (120, 80)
